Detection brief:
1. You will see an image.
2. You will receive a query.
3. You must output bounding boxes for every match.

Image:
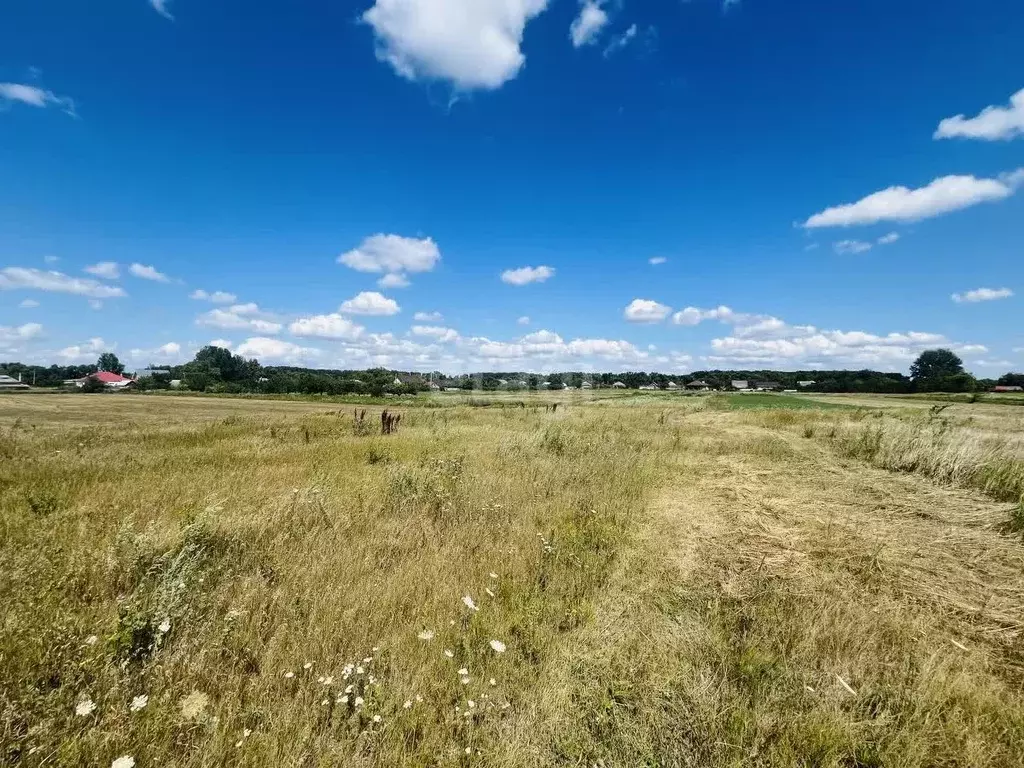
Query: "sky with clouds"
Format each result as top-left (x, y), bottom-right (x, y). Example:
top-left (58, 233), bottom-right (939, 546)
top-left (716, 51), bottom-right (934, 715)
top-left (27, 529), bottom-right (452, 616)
top-left (1, 0), bottom-right (1022, 374)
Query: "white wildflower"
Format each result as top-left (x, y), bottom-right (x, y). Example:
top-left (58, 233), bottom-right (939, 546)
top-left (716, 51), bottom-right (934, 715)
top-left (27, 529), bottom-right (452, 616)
top-left (485, 588), bottom-right (495, 598)
top-left (465, 747), bottom-right (472, 755)
top-left (284, 671), bottom-right (295, 679)
top-left (317, 676), bottom-right (325, 684)
top-left (467, 700), bottom-right (476, 708)
top-left (489, 573), bottom-right (498, 579)
top-left (111, 757), bottom-right (135, 768)
top-left (489, 678), bottom-right (496, 686)
top-left (129, 695), bottom-right (148, 712)
top-left (372, 646), bottom-right (380, 652)
top-left (403, 699), bottom-right (413, 709)
top-left (75, 698), bottom-right (96, 717)
top-left (443, 649), bottom-right (454, 659)
top-left (372, 714), bottom-right (382, 723)
top-left (460, 676), bottom-right (470, 685)
top-left (339, 695), bottom-right (349, 704)
top-left (457, 667), bottom-right (469, 676)
top-left (243, 729), bottom-right (252, 738)
top-left (356, 665), bottom-right (365, 675)
top-left (84, 635), bottom-right (98, 646)
top-left (489, 640), bottom-right (506, 654)
top-left (180, 690), bottom-right (209, 720)
top-left (321, 698), bottom-right (329, 706)
top-left (157, 618), bottom-right (171, 634)
top-left (362, 657), bottom-right (373, 664)
top-left (322, 676), bottom-right (333, 686)
top-left (345, 684), bottom-right (353, 694)
top-left (462, 595), bottom-right (479, 611)
top-left (354, 696), bottom-right (364, 707)
top-left (417, 630), bottom-right (435, 641)
top-left (303, 661), bottom-right (313, 670)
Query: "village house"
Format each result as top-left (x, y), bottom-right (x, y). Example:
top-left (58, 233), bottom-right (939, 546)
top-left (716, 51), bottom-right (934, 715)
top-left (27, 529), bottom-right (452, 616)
top-left (65, 371), bottom-right (137, 390)
top-left (0, 374), bottom-right (30, 390)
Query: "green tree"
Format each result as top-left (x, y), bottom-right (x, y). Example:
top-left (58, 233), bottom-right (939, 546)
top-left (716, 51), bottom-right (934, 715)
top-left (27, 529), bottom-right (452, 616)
top-left (97, 352), bottom-right (124, 374)
top-left (80, 375), bottom-right (107, 393)
top-left (910, 349), bottom-right (965, 391)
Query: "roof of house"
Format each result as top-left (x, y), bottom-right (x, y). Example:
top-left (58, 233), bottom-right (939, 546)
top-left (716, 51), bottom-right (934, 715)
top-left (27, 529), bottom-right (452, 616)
top-left (993, 385), bottom-right (1023, 392)
top-left (91, 371), bottom-right (135, 384)
top-left (0, 374), bottom-right (30, 388)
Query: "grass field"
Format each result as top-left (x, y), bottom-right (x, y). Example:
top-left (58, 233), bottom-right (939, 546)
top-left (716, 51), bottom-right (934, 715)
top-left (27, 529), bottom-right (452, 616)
top-left (2, 392), bottom-right (1023, 767)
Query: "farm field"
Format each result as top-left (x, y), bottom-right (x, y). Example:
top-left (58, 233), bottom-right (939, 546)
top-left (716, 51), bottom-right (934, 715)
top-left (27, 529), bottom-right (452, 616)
top-left (2, 393), bottom-right (1023, 767)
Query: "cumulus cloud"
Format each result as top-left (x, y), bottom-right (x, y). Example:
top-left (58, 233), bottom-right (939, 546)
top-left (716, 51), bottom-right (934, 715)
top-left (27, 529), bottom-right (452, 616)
top-left (0, 323), bottom-right (43, 342)
top-left (129, 263), bottom-right (171, 282)
top-left (833, 239), bottom-right (872, 255)
top-left (414, 311), bottom-right (443, 322)
top-left (84, 262), bottom-right (120, 280)
top-left (877, 232), bottom-right (900, 245)
top-left (0, 267), bottom-right (127, 299)
top-left (196, 303), bottom-right (283, 334)
top-left (0, 82), bottom-right (75, 116)
top-left (208, 339), bottom-right (233, 349)
top-left (951, 287), bottom-right (1014, 304)
top-left (338, 234), bottom-right (440, 287)
top-left (624, 299), bottom-right (671, 323)
top-left (190, 289), bottom-right (237, 304)
top-left (362, 0), bottom-right (549, 90)
top-left (648, 256), bottom-right (667, 265)
top-left (501, 265), bottom-right (555, 286)
top-left (671, 305), bottom-right (734, 326)
top-left (461, 329), bottom-right (647, 367)
top-left (804, 171), bottom-right (1023, 228)
top-left (570, 1), bottom-right (608, 47)
top-left (236, 337), bottom-right (322, 365)
top-left (57, 337), bottom-right (107, 363)
top-left (339, 291), bottom-right (401, 316)
top-left (378, 273), bottom-right (411, 289)
top-left (289, 313), bottom-right (365, 340)
top-left (935, 88), bottom-right (1024, 141)
top-left (412, 325), bottom-right (460, 343)
top-left (706, 328), bottom-right (986, 368)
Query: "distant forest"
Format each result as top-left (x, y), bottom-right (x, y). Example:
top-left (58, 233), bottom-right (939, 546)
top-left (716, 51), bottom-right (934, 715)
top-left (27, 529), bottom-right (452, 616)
top-left (3, 345), bottom-right (1022, 395)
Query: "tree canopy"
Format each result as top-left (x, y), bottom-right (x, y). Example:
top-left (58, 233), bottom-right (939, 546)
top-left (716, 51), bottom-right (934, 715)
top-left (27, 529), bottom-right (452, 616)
top-left (97, 352), bottom-right (124, 375)
top-left (910, 349), bottom-right (975, 393)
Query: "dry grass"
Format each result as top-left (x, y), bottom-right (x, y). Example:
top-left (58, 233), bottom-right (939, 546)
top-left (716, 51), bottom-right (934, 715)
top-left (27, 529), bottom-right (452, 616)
top-left (1, 394), bottom-right (1023, 767)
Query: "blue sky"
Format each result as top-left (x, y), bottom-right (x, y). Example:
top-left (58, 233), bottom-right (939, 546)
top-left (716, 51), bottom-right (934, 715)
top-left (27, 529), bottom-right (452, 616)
top-left (1, 0), bottom-right (1022, 374)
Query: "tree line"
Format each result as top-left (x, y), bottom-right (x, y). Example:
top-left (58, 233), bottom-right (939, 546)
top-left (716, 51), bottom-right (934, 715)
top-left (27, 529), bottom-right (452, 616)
top-left (1, 346), bottom-right (1020, 395)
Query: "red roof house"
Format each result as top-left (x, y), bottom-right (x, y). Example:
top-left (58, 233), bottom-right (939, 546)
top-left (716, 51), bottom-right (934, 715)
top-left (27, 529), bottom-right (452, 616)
top-left (67, 371), bottom-right (137, 389)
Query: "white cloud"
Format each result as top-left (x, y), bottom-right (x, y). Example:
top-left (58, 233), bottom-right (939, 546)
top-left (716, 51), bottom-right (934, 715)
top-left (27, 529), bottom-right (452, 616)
top-left (833, 239), bottom-right (872, 255)
top-left (338, 234), bottom-right (440, 282)
top-left (129, 341), bottom-right (183, 363)
top-left (671, 305), bottom-right (735, 326)
top-left (196, 304), bottom-right (283, 334)
top-left (648, 256), bottom-right (667, 265)
top-left (412, 325), bottom-right (460, 342)
top-left (0, 323), bottom-right (43, 342)
top-left (289, 313), bottom-right (366, 340)
top-left (149, 0), bottom-right (174, 20)
top-left (603, 23), bottom-right (637, 57)
top-left (935, 88), bottom-right (1024, 142)
top-left (877, 232), bottom-right (900, 245)
top-left (88, 300), bottom-right (103, 311)
top-left (0, 267), bottom-right (126, 299)
top-left (19, 298), bottom-right (39, 308)
top-left (624, 299), bottom-right (671, 323)
top-left (707, 326), bottom-right (986, 369)
top-left (378, 272), bottom-right (411, 289)
top-left (461, 330), bottom-right (648, 368)
top-left (570, 1), bottom-right (609, 48)
top-left (951, 287), bottom-right (1014, 304)
top-left (501, 265), bottom-right (555, 286)
top-left (339, 291), bottom-right (401, 316)
top-left (129, 263), bottom-right (171, 282)
top-left (57, 337), bottom-right (106, 363)
top-left (803, 243), bottom-right (820, 252)
top-left (971, 358), bottom-right (1013, 369)
top-left (0, 82), bottom-right (75, 116)
top-left (190, 289), bottom-right (237, 304)
top-left (84, 261), bottom-right (120, 280)
top-left (236, 337), bottom-right (322, 365)
top-left (803, 171), bottom-right (1023, 228)
top-left (208, 339), bottom-right (233, 349)
top-left (362, 0), bottom-right (549, 90)
top-left (517, 315), bottom-right (531, 325)
top-left (43, 255), bottom-right (60, 265)
top-left (414, 311), bottom-right (443, 322)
